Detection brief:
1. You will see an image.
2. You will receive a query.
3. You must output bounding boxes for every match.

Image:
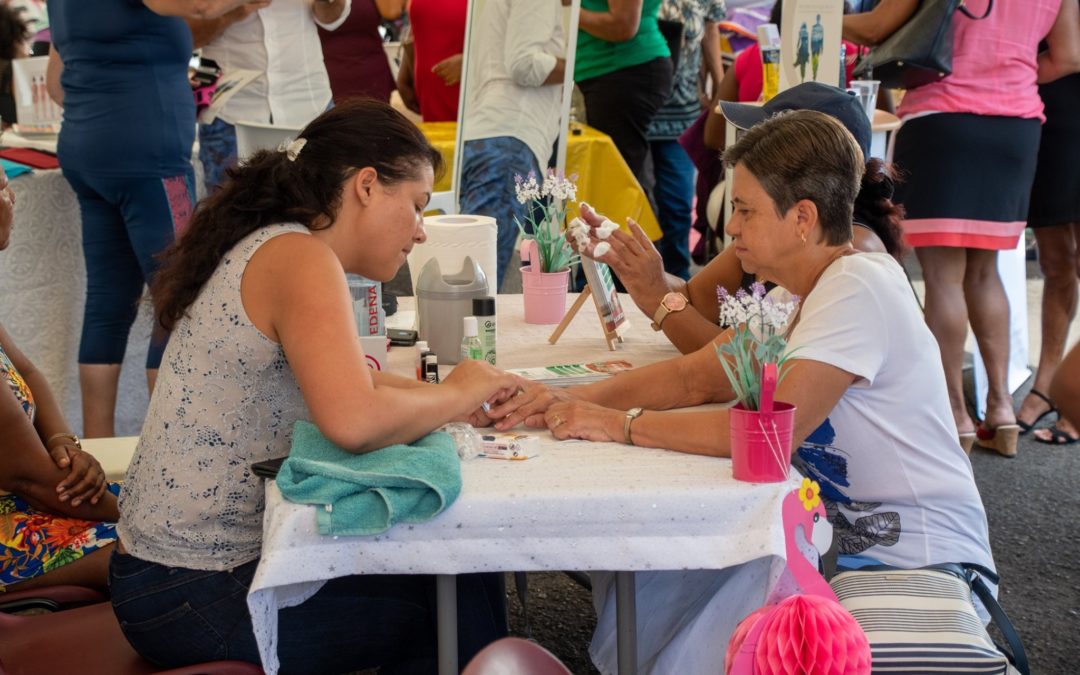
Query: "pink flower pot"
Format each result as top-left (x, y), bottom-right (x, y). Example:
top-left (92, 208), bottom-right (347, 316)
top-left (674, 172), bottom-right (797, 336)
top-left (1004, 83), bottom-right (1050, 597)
top-left (729, 402), bottom-right (795, 483)
top-left (521, 266), bottom-right (570, 324)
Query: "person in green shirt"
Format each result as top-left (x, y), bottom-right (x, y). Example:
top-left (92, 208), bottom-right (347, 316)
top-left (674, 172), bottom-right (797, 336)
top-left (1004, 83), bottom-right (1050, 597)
top-left (574, 0), bottom-right (673, 186)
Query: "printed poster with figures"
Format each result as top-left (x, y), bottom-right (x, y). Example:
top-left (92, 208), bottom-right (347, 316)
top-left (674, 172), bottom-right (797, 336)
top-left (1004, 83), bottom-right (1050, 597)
top-left (779, 0), bottom-right (844, 93)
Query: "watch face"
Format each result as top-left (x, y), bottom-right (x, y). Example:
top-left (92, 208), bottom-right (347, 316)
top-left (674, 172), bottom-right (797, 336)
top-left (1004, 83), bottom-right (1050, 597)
top-left (664, 293), bottom-right (688, 311)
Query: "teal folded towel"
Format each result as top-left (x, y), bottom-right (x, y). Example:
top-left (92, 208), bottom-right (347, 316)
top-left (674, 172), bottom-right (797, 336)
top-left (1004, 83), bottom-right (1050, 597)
top-left (276, 420), bottom-right (462, 536)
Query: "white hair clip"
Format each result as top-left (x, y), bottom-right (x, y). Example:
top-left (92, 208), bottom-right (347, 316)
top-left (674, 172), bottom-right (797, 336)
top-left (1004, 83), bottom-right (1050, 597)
top-left (284, 137), bottom-right (307, 162)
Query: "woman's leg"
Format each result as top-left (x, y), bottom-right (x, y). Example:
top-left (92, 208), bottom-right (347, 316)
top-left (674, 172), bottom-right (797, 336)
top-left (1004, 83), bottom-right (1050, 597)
top-left (1019, 224), bottom-right (1079, 427)
top-left (964, 247), bottom-right (1016, 429)
top-left (578, 57), bottom-right (673, 187)
top-left (916, 245), bottom-right (973, 433)
top-left (64, 170), bottom-right (144, 438)
top-left (5, 544), bottom-right (114, 592)
top-left (110, 551), bottom-right (501, 674)
top-left (116, 171), bottom-right (195, 392)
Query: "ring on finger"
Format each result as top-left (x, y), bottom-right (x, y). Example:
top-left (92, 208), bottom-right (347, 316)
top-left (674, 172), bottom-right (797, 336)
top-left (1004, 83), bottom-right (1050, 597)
top-left (551, 415), bottom-right (565, 428)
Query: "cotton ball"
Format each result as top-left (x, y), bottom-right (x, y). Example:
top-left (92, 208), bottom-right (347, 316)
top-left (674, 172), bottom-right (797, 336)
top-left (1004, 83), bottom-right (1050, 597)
top-left (594, 219), bottom-right (619, 240)
top-left (593, 242), bottom-right (611, 256)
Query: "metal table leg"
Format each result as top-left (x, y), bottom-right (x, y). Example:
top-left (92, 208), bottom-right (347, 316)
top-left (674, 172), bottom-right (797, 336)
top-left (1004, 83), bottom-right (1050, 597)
top-left (615, 571), bottom-right (637, 675)
top-left (437, 574), bottom-right (458, 675)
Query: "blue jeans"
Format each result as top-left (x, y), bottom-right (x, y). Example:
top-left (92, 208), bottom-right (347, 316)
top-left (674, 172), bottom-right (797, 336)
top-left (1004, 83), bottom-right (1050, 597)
top-left (459, 137), bottom-right (543, 291)
top-left (109, 551), bottom-right (506, 674)
top-left (63, 168), bottom-right (195, 368)
top-left (197, 118), bottom-right (238, 194)
top-left (649, 139), bottom-right (695, 280)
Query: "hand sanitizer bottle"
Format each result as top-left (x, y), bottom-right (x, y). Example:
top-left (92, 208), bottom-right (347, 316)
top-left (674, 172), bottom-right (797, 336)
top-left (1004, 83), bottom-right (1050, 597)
top-left (460, 317), bottom-right (483, 362)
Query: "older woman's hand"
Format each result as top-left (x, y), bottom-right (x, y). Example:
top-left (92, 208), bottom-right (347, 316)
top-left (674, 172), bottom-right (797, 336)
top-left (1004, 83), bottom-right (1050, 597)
top-left (56, 449), bottom-right (109, 507)
top-left (489, 381), bottom-right (576, 430)
top-left (577, 202), bottom-right (669, 317)
top-left (545, 400), bottom-right (623, 442)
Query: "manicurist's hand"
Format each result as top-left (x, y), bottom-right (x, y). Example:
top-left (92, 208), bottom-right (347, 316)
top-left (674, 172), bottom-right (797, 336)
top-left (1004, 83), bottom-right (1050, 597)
top-left (576, 202), bottom-right (669, 317)
top-left (442, 359), bottom-right (520, 422)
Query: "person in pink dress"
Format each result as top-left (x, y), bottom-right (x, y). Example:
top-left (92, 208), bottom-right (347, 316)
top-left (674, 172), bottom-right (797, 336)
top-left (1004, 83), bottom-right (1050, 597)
top-left (843, 0), bottom-right (1080, 457)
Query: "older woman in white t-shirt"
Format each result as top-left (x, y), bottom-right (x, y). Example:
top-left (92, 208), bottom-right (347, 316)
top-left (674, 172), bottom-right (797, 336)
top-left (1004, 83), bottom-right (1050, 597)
top-left (492, 108), bottom-right (993, 575)
top-left (490, 109), bottom-right (995, 672)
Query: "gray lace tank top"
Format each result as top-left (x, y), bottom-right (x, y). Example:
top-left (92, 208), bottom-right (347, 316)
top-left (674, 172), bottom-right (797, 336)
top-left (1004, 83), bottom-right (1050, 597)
top-left (118, 224), bottom-right (310, 571)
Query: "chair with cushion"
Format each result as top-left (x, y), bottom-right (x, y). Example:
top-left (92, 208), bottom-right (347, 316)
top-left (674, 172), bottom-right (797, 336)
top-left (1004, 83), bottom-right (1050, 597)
top-left (0, 601), bottom-right (264, 675)
top-left (461, 637), bottom-right (571, 675)
top-left (0, 584), bottom-right (106, 614)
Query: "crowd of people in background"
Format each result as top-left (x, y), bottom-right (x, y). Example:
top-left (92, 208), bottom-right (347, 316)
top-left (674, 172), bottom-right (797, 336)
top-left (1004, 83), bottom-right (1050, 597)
top-left (0, 0), bottom-right (1079, 672)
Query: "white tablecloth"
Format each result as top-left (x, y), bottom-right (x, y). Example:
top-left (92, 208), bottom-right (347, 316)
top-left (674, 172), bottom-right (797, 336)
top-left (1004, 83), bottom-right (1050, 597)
top-left (248, 295), bottom-right (800, 674)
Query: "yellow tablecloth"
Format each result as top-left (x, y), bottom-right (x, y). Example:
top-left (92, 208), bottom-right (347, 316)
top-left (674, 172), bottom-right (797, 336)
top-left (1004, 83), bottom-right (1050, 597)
top-left (419, 122), bottom-right (661, 241)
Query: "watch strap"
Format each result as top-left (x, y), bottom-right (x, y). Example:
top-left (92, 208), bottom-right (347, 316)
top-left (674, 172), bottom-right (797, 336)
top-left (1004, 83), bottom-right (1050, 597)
top-left (650, 292), bottom-right (687, 331)
top-left (623, 408), bottom-right (643, 445)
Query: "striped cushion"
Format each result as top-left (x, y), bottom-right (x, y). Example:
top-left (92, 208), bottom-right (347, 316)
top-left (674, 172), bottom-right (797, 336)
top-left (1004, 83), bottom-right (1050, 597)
top-left (831, 568), bottom-right (1016, 674)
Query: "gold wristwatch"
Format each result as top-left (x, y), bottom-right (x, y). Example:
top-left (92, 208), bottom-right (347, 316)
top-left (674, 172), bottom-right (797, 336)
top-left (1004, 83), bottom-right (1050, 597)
top-left (650, 292), bottom-right (688, 331)
top-left (624, 407), bottom-right (643, 445)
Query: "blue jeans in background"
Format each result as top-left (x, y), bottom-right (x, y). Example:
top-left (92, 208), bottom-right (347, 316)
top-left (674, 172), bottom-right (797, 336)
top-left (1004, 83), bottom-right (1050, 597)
top-left (648, 139), bottom-right (695, 281)
top-left (109, 551), bottom-right (506, 674)
top-left (63, 168), bottom-right (195, 368)
top-left (197, 118), bottom-right (238, 194)
top-left (459, 137), bottom-right (543, 291)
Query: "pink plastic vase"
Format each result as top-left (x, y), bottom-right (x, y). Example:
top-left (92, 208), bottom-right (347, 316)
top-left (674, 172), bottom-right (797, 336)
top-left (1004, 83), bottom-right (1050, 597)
top-left (520, 240), bottom-right (570, 324)
top-left (729, 402), bottom-right (795, 483)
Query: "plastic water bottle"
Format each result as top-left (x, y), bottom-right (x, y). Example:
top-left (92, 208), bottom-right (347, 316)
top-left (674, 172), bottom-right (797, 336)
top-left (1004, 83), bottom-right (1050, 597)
top-left (460, 317), bottom-right (483, 361)
top-left (472, 297), bottom-right (496, 366)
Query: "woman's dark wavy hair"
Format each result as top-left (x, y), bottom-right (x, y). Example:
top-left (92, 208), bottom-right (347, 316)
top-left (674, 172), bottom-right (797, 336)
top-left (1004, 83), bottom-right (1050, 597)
top-left (153, 99), bottom-right (443, 331)
top-left (0, 6), bottom-right (29, 61)
top-left (854, 157), bottom-right (907, 260)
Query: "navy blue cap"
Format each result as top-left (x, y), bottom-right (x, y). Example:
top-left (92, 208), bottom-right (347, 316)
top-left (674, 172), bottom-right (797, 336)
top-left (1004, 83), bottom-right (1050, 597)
top-left (719, 82), bottom-right (871, 158)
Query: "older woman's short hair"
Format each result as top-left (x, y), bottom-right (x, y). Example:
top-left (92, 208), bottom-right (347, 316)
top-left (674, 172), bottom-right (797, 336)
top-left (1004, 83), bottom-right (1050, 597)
top-left (723, 110), bottom-right (865, 246)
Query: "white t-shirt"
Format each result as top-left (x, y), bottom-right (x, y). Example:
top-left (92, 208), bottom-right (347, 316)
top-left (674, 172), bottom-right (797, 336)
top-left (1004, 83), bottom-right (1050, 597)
top-left (460, 0), bottom-right (564, 169)
top-left (785, 253), bottom-right (994, 572)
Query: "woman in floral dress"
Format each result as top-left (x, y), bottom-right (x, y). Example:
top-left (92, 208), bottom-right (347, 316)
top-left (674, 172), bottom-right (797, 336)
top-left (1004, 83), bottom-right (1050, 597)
top-left (0, 163), bottom-right (118, 592)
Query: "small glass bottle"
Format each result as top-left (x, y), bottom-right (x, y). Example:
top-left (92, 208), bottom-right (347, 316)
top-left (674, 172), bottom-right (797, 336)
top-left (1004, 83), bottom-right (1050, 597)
top-left (424, 354), bottom-right (440, 384)
top-left (460, 317), bottom-right (483, 362)
top-left (415, 340), bottom-right (430, 381)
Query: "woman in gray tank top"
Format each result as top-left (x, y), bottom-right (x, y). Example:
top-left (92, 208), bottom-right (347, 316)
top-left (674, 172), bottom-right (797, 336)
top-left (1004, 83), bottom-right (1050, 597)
top-left (110, 99), bottom-right (518, 674)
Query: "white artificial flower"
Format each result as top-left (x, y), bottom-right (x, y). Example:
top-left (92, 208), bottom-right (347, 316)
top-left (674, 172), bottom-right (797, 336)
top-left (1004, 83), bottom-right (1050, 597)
top-left (593, 242), bottom-right (611, 256)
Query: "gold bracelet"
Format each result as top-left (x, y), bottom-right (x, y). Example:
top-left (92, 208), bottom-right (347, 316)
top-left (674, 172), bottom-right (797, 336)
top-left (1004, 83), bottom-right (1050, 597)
top-left (45, 432), bottom-right (81, 450)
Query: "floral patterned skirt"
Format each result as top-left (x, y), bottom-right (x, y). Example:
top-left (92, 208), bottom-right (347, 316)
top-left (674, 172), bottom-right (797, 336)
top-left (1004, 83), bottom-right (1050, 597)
top-left (0, 483), bottom-right (120, 589)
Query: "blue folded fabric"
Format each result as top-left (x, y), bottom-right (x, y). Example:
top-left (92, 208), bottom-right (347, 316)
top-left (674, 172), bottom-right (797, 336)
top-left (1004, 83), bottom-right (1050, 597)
top-left (276, 420), bottom-right (461, 536)
top-left (1, 159), bottom-right (32, 178)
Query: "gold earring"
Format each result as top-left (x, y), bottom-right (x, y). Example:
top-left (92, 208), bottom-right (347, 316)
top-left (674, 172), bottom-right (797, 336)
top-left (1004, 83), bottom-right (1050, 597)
top-left (799, 231), bottom-right (807, 243)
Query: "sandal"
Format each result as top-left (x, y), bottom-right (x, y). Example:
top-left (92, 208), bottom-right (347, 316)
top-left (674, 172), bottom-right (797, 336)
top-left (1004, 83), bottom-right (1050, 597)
top-left (975, 423), bottom-right (1020, 458)
top-left (1034, 423), bottom-right (1080, 446)
top-left (1017, 389), bottom-right (1057, 434)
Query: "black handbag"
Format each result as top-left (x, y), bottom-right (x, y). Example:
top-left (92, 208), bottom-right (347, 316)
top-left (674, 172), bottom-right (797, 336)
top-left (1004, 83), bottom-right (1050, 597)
top-left (853, 0), bottom-right (994, 89)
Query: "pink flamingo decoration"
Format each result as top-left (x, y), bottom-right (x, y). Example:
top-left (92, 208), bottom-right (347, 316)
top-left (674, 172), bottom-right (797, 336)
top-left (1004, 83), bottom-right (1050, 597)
top-left (724, 480), bottom-right (872, 675)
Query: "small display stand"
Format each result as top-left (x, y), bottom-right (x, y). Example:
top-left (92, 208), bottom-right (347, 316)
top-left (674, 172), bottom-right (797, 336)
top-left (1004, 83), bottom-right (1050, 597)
top-left (549, 257), bottom-right (628, 351)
